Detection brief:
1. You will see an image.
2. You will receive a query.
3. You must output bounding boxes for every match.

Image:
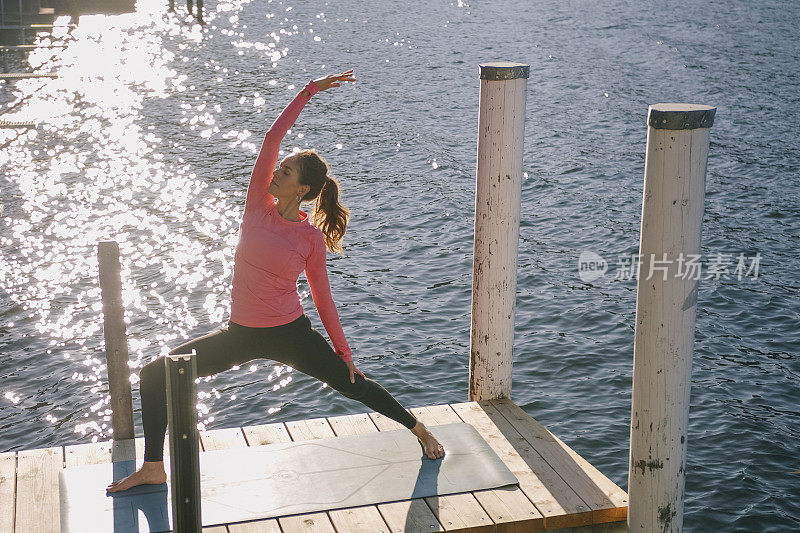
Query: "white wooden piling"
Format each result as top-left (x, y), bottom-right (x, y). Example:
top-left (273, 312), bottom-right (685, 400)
top-left (628, 103), bottom-right (715, 532)
top-left (468, 61), bottom-right (529, 401)
top-left (97, 240), bottom-right (135, 441)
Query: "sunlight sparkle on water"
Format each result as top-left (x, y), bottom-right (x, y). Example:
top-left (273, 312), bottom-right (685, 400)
top-left (0, 0), bottom-right (301, 444)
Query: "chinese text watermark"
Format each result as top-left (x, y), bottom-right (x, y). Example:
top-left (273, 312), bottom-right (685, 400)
top-left (578, 251), bottom-right (761, 283)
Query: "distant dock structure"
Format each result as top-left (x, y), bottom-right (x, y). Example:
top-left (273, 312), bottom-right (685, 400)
top-left (0, 0), bottom-right (135, 46)
top-left (0, 0), bottom-right (135, 138)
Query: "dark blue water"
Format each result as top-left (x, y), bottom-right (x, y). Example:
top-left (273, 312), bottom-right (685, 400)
top-left (0, 0), bottom-right (797, 530)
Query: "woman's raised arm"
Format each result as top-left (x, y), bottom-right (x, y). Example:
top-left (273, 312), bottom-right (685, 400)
top-left (243, 69), bottom-right (355, 212)
top-left (244, 78), bottom-right (320, 212)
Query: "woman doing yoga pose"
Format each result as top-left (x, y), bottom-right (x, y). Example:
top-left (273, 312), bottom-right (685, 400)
top-left (107, 69), bottom-right (444, 493)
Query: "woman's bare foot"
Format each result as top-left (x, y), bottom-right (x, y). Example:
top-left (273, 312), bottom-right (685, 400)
top-left (106, 461), bottom-right (167, 493)
top-left (411, 420), bottom-right (445, 459)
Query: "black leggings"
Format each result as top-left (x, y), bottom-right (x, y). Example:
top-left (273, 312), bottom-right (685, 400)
top-left (138, 313), bottom-right (418, 462)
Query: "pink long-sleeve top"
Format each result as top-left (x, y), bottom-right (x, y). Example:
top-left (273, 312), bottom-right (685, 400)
top-left (229, 78), bottom-right (353, 362)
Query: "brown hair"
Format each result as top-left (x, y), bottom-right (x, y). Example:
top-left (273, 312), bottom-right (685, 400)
top-left (295, 149), bottom-right (349, 254)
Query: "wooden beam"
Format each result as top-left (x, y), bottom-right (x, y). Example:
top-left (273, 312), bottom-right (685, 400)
top-left (0, 73), bottom-right (57, 80)
top-left (0, 120), bottom-right (37, 129)
top-left (0, 44), bottom-right (67, 50)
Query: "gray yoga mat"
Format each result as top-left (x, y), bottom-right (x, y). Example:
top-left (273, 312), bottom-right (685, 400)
top-left (60, 422), bottom-right (519, 532)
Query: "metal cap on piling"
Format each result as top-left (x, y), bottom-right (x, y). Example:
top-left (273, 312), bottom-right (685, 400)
top-left (479, 61), bottom-right (530, 81)
top-left (647, 103), bottom-right (716, 130)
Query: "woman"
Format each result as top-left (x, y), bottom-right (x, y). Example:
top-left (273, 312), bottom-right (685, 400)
top-left (107, 69), bottom-right (444, 493)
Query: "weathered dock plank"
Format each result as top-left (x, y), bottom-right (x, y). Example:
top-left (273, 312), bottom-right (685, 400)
top-left (241, 420), bottom-right (293, 446)
top-left (277, 511), bottom-right (335, 532)
top-left (0, 451), bottom-right (15, 533)
top-left (15, 446), bottom-right (62, 533)
top-left (200, 426), bottom-right (248, 452)
top-left (65, 439), bottom-right (112, 467)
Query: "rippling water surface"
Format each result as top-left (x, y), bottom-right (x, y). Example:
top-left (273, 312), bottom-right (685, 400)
top-left (0, 0), bottom-right (797, 530)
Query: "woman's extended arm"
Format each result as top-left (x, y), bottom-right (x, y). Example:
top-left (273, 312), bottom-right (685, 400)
top-left (244, 78), bottom-right (320, 212)
top-left (305, 232), bottom-right (352, 362)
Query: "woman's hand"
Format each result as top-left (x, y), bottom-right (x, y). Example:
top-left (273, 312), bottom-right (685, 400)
top-left (345, 360), bottom-right (366, 384)
top-left (313, 69), bottom-right (356, 92)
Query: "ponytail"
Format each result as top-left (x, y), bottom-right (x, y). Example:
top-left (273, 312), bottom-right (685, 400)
top-left (313, 176), bottom-right (349, 254)
top-left (296, 149), bottom-right (350, 254)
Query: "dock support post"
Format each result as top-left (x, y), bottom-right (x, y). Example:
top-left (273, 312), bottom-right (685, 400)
top-left (165, 350), bottom-right (202, 532)
top-left (196, 0), bottom-right (203, 24)
top-left (468, 61), bottom-right (529, 402)
top-left (628, 103), bottom-right (715, 532)
top-left (186, 0), bottom-right (193, 15)
top-left (97, 240), bottom-right (135, 441)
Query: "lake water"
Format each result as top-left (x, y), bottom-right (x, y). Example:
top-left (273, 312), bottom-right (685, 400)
top-left (0, 0), bottom-right (797, 530)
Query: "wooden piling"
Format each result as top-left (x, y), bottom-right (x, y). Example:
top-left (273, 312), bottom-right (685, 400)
top-left (165, 350), bottom-right (202, 532)
top-left (468, 61), bottom-right (529, 402)
top-left (628, 103), bottom-right (715, 532)
top-left (97, 240), bottom-right (135, 441)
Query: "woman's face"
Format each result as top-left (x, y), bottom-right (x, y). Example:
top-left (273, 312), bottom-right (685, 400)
top-left (269, 154), bottom-right (309, 200)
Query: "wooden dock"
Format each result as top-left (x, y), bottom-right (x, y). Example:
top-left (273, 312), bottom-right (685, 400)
top-left (0, 399), bottom-right (628, 532)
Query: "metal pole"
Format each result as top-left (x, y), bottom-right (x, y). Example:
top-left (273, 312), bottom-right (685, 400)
top-left (468, 61), bottom-right (529, 401)
top-left (165, 350), bottom-right (202, 532)
top-left (97, 240), bottom-right (135, 441)
top-left (628, 103), bottom-right (715, 532)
